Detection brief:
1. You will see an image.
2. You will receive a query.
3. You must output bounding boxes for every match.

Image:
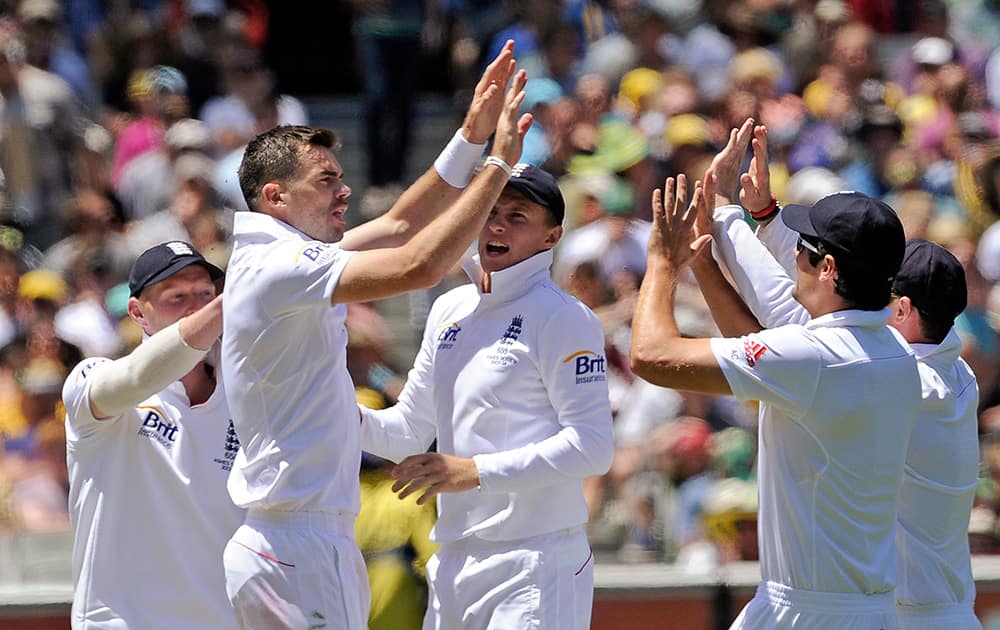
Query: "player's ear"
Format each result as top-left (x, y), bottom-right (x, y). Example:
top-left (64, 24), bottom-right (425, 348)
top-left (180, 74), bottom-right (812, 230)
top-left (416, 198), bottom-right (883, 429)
top-left (544, 225), bottom-right (563, 247)
top-left (261, 181), bottom-right (284, 208)
top-left (128, 296), bottom-right (147, 328)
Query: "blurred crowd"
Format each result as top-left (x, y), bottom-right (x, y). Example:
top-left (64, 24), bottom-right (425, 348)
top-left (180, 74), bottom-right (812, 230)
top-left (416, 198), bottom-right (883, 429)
top-left (0, 0), bottom-right (999, 605)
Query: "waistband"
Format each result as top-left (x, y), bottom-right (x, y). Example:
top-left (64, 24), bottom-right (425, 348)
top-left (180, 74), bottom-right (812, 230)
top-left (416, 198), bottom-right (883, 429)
top-left (758, 581), bottom-right (895, 614)
top-left (246, 508), bottom-right (356, 537)
top-left (896, 601), bottom-right (977, 621)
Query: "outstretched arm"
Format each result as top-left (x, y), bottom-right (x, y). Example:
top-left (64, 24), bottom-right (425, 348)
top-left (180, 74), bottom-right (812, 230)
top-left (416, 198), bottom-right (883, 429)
top-left (630, 175), bottom-right (732, 395)
top-left (341, 41), bottom-right (518, 251)
top-left (333, 69), bottom-right (533, 304)
top-left (691, 171), bottom-right (763, 337)
top-left (710, 121), bottom-right (808, 328)
top-left (87, 296), bottom-right (223, 419)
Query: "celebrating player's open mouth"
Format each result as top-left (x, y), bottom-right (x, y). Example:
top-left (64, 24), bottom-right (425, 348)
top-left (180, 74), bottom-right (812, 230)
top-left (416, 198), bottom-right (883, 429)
top-left (483, 240), bottom-right (510, 256)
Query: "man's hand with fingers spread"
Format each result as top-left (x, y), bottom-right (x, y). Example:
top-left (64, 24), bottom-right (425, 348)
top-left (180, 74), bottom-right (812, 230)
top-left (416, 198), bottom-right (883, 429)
top-left (391, 453), bottom-right (480, 505)
top-left (648, 174), bottom-right (711, 273)
top-left (462, 40), bottom-right (517, 144)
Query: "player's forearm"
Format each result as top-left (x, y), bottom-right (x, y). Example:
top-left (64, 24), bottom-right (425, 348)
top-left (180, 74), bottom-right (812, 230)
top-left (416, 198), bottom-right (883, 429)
top-left (360, 402), bottom-right (437, 464)
top-left (631, 257), bottom-right (683, 372)
top-left (630, 259), bottom-right (731, 393)
top-left (755, 210), bottom-right (798, 276)
top-left (691, 255), bottom-right (763, 337)
top-left (89, 320), bottom-right (211, 418)
top-left (177, 294), bottom-right (223, 350)
top-left (712, 205), bottom-right (809, 328)
top-left (474, 421), bottom-right (614, 494)
top-left (341, 132), bottom-right (486, 251)
top-left (405, 162), bottom-right (511, 284)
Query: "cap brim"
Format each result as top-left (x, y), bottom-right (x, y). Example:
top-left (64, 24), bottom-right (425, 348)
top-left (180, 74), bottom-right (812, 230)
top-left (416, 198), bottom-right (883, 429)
top-left (131, 258), bottom-right (224, 297)
top-left (780, 203), bottom-right (819, 237)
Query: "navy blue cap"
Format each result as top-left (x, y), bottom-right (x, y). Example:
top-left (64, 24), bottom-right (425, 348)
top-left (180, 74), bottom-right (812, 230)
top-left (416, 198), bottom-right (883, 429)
top-left (781, 191), bottom-right (905, 280)
top-left (129, 241), bottom-right (223, 297)
top-left (505, 163), bottom-right (565, 224)
top-left (893, 239), bottom-right (967, 323)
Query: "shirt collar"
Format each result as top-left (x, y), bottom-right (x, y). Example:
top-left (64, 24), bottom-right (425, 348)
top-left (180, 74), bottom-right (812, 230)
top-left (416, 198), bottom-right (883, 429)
top-left (233, 211), bottom-right (314, 243)
top-left (804, 307), bottom-right (893, 330)
top-left (464, 249), bottom-right (554, 303)
top-left (908, 327), bottom-right (963, 363)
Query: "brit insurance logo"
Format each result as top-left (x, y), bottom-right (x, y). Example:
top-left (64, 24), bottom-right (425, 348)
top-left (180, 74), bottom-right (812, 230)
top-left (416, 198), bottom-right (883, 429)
top-left (137, 405), bottom-right (179, 450)
top-left (213, 420), bottom-right (240, 472)
top-left (563, 350), bottom-right (606, 384)
top-left (436, 321), bottom-right (461, 350)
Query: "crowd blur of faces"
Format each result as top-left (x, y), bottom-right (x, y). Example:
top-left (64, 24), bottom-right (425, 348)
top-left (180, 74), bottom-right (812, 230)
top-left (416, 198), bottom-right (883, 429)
top-left (0, 0), bottom-right (999, 574)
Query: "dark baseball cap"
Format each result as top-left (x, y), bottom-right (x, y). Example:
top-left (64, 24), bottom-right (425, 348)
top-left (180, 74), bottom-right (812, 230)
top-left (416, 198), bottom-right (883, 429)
top-left (781, 191), bottom-right (905, 280)
top-left (892, 238), bottom-right (967, 323)
top-left (505, 163), bottom-right (565, 224)
top-left (129, 241), bottom-right (223, 297)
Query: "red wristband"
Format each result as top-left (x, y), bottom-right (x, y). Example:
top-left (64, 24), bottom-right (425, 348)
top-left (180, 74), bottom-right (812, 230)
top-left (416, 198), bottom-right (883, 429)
top-left (750, 195), bottom-right (779, 221)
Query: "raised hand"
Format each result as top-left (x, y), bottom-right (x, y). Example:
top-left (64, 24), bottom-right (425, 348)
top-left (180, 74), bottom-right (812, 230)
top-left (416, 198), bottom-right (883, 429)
top-left (390, 453), bottom-right (480, 505)
top-left (707, 117), bottom-right (754, 202)
top-left (489, 68), bottom-right (533, 167)
top-left (461, 40), bottom-right (517, 144)
top-left (648, 174), bottom-right (712, 272)
top-left (739, 124), bottom-right (773, 214)
top-left (693, 170), bottom-right (717, 254)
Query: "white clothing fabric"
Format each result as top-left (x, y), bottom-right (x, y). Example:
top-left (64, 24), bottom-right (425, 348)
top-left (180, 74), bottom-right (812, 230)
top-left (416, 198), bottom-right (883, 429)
top-left (63, 351), bottom-right (244, 629)
top-left (361, 249), bottom-right (615, 543)
top-left (722, 207), bottom-right (981, 617)
top-left (731, 581), bottom-right (898, 629)
top-left (897, 602), bottom-right (981, 629)
top-left (423, 526), bottom-right (594, 630)
top-left (222, 211), bottom-right (358, 514)
top-left (223, 509), bottom-right (369, 630)
top-left (710, 310), bottom-right (921, 593)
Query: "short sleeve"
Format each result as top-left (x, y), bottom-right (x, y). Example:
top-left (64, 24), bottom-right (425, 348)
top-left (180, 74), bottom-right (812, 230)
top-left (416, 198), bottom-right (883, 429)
top-left (710, 325), bottom-right (822, 416)
top-left (261, 241), bottom-right (356, 316)
top-left (62, 357), bottom-right (116, 442)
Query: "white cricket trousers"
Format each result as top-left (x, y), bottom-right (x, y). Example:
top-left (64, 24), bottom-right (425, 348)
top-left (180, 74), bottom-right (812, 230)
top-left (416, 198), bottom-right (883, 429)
top-left (730, 580), bottom-right (898, 629)
top-left (423, 526), bottom-right (594, 630)
top-left (223, 509), bottom-right (370, 630)
top-left (897, 602), bottom-right (982, 629)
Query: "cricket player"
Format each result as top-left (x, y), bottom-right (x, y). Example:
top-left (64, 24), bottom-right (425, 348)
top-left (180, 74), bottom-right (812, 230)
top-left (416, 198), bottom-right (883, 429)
top-left (706, 121), bottom-right (981, 629)
top-left (360, 164), bottom-right (614, 629)
top-left (630, 173), bottom-right (922, 629)
top-left (220, 43), bottom-right (532, 628)
top-left (63, 242), bottom-right (243, 629)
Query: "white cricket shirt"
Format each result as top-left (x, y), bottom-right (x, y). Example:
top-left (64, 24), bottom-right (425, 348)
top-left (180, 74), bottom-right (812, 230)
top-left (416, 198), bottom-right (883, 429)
top-left (711, 311), bottom-right (921, 594)
top-left (721, 206), bottom-right (981, 607)
top-left (362, 250), bottom-right (615, 542)
top-left (221, 212), bottom-right (359, 513)
top-left (64, 358), bottom-right (244, 629)
top-left (896, 332), bottom-right (979, 608)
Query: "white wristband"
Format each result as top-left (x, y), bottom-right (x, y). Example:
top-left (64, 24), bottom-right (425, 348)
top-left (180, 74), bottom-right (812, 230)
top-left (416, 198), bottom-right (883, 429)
top-left (483, 155), bottom-right (513, 177)
top-left (434, 129), bottom-right (487, 188)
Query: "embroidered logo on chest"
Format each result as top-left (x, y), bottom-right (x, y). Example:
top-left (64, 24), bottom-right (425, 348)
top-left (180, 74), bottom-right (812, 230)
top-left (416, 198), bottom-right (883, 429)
top-left (213, 420), bottom-right (240, 472)
top-left (485, 315), bottom-right (525, 369)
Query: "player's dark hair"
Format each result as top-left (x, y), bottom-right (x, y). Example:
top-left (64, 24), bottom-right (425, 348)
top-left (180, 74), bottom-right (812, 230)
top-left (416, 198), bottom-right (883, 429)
top-left (915, 309), bottom-right (954, 344)
top-left (239, 126), bottom-right (341, 212)
top-left (804, 237), bottom-right (894, 311)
